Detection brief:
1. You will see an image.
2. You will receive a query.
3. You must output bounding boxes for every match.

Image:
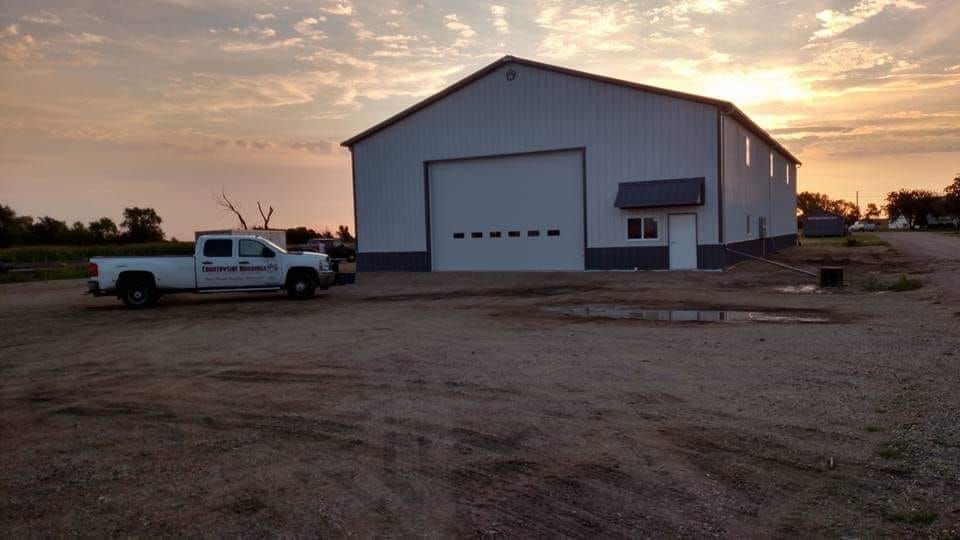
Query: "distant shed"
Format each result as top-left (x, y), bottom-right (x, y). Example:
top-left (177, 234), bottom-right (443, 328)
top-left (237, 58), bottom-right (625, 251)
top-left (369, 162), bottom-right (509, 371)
top-left (802, 212), bottom-right (845, 237)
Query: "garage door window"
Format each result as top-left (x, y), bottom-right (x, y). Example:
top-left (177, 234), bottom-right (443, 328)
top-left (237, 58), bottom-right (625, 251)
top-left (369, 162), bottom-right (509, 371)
top-left (508, 231), bottom-right (520, 237)
top-left (547, 229), bottom-right (560, 236)
top-left (489, 231), bottom-right (502, 238)
top-left (453, 233), bottom-right (465, 239)
top-left (627, 217), bottom-right (658, 240)
top-left (528, 230), bottom-right (540, 237)
top-left (471, 232), bottom-right (483, 239)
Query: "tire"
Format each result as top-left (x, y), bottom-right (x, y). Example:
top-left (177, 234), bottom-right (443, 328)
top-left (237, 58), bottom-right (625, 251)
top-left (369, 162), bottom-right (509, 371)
top-left (286, 271), bottom-right (317, 300)
top-left (120, 277), bottom-right (157, 309)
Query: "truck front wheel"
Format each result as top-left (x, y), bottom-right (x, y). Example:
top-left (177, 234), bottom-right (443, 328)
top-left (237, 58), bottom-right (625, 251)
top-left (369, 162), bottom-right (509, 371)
top-left (120, 277), bottom-right (157, 309)
top-left (286, 271), bottom-right (316, 300)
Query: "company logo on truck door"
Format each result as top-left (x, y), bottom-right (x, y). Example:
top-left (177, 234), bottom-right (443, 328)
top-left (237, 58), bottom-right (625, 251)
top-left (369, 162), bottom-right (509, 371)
top-left (202, 262), bottom-right (278, 273)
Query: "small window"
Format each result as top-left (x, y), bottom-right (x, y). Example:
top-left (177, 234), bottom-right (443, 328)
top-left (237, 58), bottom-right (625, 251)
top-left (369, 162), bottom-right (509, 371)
top-left (471, 232), bottom-right (483, 239)
top-left (547, 229), bottom-right (560, 236)
top-left (489, 231), bottom-right (502, 238)
top-left (745, 137), bottom-right (751, 166)
top-left (239, 239), bottom-right (270, 258)
top-left (769, 152), bottom-right (774, 178)
top-left (527, 230), bottom-right (540, 237)
top-left (203, 239), bottom-right (232, 257)
top-left (785, 164), bottom-right (790, 184)
top-left (627, 217), bottom-right (659, 240)
top-left (508, 231), bottom-right (520, 237)
top-left (746, 214), bottom-right (752, 235)
top-left (453, 232), bottom-right (465, 239)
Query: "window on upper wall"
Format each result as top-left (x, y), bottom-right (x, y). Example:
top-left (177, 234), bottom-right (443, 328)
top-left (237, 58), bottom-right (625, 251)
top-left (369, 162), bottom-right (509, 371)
top-left (745, 137), bottom-right (751, 167)
top-left (769, 152), bottom-right (774, 178)
top-left (627, 217), bottom-right (659, 240)
top-left (786, 164), bottom-right (790, 184)
top-left (746, 214), bottom-right (752, 235)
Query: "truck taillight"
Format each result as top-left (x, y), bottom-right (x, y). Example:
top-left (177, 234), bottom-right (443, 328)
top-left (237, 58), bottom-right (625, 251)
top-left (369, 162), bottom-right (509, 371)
top-left (88, 262), bottom-right (98, 277)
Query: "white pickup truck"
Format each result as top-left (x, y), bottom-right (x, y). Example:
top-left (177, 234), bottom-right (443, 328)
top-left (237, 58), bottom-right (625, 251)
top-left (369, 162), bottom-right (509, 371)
top-left (87, 234), bottom-right (337, 308)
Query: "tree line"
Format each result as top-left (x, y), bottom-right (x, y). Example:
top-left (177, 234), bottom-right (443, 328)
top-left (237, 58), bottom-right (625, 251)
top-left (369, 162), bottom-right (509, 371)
top-left (1, 203), bottom-right (355, 248)
top-left (798, 173), bottom-right (960, 229)
top-left (0, 205), bottom-right (165, 247)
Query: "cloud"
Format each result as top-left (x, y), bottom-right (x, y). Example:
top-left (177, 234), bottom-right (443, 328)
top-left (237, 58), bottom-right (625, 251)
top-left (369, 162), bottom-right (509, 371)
top-left (320, 1), bottom-right (353, 16)
top-left (229, 26), bottom-right (277, 39)
top-left (293, 17), bottom-right (326, 39)
top-left (811, 0), bottom-right (926, 41)
top-left (444, 14), bottom-right (475, 38)
top-left (161, 71), bottom-right (330, 112)
top-left (219, 37), bottom-right (303, 52)
top-left (65, 33), bottom-right (110, 44)
top-left (0, 34), bottom-right (40, 63)
top-left (21, 12), bottom-right (62, 25)
top-left (290, 140), bottom-right (334, 154)
top-left (490, 5), bottom-right (510, 34)
top-left (536, 2), bottom-right (638, 58)
top-left (254, 13), bottom-right (276, 21)
top-left (1, 24), bottom-right (17, 38)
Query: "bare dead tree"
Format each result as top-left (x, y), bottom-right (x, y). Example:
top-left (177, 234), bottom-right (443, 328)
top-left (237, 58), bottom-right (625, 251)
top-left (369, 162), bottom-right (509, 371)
top-left (216, 190), bottom-right (248, 229)
top-left (257, 201), bottom-right (274, 229)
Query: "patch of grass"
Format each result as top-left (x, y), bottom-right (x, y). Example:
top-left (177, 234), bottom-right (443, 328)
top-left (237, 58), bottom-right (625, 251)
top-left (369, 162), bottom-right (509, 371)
top-left (802, 234), bottom-right (888, 247)
top-left (0, 242), bottom-right (195, 264)
top-left (881, 509), bottom-right (938, 525)
top-left (889, 274), bottom-right (922, 291)
top-left (864, 425), bottom-right (882, 433)
top-left (862, 274), bottom-right (922, 292)
top-left (0, 265), bottom-right (89, 284)
top-left (876, 440), bottom-right (908, 459)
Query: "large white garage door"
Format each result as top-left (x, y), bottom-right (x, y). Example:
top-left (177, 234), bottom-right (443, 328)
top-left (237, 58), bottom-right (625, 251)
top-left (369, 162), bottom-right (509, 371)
top-left (429, 150), bottom-right (584, 271)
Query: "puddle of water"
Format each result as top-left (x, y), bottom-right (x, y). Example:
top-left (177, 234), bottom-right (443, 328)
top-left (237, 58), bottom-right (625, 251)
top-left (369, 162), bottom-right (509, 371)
top-left (776, 285), bottom-right (823, 294)
top-left (544, 305), bottom-right (830, 323)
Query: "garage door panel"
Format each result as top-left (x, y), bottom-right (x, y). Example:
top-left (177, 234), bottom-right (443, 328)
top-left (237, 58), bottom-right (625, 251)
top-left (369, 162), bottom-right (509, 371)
top-left (429, 151), bottom-right (584, 271)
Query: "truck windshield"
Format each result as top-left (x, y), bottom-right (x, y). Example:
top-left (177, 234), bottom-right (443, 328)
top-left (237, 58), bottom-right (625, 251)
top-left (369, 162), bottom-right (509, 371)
top-left (259, 238), bottom-right (287, 254)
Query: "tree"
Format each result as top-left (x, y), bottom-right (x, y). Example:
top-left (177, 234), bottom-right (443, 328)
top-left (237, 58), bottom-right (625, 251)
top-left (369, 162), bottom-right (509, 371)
top-left (884, 189), bottom-right (939, 229)
top-left (864, 203), bottom-right (880, 220)
top-left (286, 226), bottom-right (318, 245)
top-left (89, 217), bottom-right (118, 243)
top-left (336, 225), bottom-right (354, 243)
top-left (0, 204), bottom-right (33, 247)
top-left (215, 191), bottom-right (276, 229)
top-left (943, 173), bottom-right (960, 232)
top-left (69, 221), bottom-right (93, 245)
top-left (121, 207), bottom-right (164, 243)
top-left (797, 191), bottom-right (860, 226)
top-left (31, 216), bottom-right (70, 244)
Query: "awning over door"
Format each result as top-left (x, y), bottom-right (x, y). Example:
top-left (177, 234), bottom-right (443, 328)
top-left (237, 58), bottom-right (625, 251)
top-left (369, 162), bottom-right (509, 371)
top-left (614, 177), bottom-right (705, 209)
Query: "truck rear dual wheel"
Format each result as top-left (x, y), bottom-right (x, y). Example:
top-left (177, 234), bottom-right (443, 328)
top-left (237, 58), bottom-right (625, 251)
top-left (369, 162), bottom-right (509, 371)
top-left (287, 271), bottom-right (317, 300)
top-left (120, 277), bottom-right (158, 309)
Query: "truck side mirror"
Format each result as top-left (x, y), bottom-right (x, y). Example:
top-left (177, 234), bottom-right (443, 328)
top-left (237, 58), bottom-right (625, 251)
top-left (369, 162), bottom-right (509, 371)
top-left (262, 247), bottom-right (275, 258)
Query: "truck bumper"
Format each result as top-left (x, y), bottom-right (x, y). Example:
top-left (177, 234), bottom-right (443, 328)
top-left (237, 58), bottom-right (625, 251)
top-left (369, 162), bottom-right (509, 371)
top-left (318, 271), bottom-right (336, 288)
top-left (87, 280), bottom-right (109, 296)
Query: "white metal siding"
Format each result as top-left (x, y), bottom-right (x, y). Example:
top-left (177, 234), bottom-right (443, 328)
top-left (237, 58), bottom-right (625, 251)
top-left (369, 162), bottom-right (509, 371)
top-left (429, 151), bottom-right (584, 270)
top-left (721, 116), bottom-right (798, 243)
top-left (352, 63), bottom-right (720, 255)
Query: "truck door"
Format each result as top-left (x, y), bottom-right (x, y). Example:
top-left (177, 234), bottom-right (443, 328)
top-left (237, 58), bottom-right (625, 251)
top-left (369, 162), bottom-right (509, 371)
top-left (197, 238), bottom-right (240, 289)
top-left (237, 239), bottom-right (282, 287)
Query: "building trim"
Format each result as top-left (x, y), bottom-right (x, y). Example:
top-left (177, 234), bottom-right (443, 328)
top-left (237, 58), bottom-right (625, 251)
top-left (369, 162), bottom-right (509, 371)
top-left (586, 246), bottom-right (669, 270)
top-left (357, 251), bottom-right (430, 272)
top-left (422, 147), bottom-right (588, 271)
top-left (340, 55), bottom-right (800, 165)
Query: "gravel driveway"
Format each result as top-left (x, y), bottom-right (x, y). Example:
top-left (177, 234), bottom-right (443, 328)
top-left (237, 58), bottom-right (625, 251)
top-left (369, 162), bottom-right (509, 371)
top-left (876, 231), bottom-right (960, 262)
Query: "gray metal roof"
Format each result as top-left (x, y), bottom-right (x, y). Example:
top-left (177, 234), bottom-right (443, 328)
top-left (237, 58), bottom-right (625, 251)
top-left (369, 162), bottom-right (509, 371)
top-left (614, 177), bottom-right (705, 209)
top-left (341, 56), bottom-right (801, 165)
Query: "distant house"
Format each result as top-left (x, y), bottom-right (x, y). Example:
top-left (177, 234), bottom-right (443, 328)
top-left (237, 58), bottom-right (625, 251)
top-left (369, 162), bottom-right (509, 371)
top-left (802, 211), bottom-right (845, 237)
top-left (888, 215), bottom-right (910, 230)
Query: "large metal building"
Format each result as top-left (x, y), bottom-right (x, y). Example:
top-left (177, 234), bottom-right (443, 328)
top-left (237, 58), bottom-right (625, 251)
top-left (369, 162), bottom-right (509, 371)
top-left (341, 56), bottom-right (800, 271)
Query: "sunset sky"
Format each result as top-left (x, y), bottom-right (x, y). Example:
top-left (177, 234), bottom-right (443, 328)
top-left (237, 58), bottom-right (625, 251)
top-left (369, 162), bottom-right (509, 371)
top-left (1, 0), bottom-right (958, 239)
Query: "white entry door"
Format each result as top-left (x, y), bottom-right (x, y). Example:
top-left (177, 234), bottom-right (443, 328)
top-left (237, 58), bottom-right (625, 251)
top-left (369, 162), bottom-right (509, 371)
top-left (668, 214), bottom-right (698, 269)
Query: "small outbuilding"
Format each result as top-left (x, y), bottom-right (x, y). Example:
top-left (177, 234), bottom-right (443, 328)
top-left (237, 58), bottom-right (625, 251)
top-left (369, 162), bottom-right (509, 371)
top-left (342, 56), bottom-right (801, 271)
top-left (802, 212), bottom-right (846, 237)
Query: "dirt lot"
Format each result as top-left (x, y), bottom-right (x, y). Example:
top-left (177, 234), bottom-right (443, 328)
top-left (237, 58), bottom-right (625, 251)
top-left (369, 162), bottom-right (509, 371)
top-left (2, 234), bottom-right (959, 537)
